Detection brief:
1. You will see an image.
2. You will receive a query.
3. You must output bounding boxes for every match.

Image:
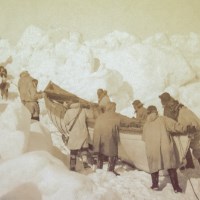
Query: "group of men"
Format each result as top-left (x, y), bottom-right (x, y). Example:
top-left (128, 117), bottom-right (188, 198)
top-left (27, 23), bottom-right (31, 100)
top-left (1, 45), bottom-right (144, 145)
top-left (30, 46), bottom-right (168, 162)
top-left (130, 93), bottom-right (200, 192)
top-left (81, 90), bottom-right (199, 193)
top-left (16, 72), bottom-right (200, 193)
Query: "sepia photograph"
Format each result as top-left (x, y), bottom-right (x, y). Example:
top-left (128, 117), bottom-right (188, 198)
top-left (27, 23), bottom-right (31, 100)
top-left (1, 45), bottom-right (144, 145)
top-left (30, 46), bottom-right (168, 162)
top-left (0, 0), bottom-right (200, 199)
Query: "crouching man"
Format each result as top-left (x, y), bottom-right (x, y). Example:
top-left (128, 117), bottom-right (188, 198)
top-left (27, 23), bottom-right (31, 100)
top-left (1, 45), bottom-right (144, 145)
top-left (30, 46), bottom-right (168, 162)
top-left (93, 102), bottom-right (132, 175)
top-left (63, 102), bottom-right (94, 171)
top-left (142, 105), bottom-right (195, 193)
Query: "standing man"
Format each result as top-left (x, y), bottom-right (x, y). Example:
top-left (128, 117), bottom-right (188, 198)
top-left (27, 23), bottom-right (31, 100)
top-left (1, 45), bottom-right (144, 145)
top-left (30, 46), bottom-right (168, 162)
top-left (177, 105), bottom-right (200, 166)
top-left (0, 66), bottom-right (10, 100)
top-left (143, 105), bottom-right (191, 193)
top-left (159, 92), bottom-right (195, 169)
top-left (18, 71), bottom-right (34, 105)
top-left (93, 102), bottom-right (132, 175)
top-left (18, 71), bottom-right (43, 120)
top-left (63, 102), bottom-right (94, 171)
top-left (29, 79), bottom-right (44, 121)
top-left (97, 88), bottom-right (110, 113)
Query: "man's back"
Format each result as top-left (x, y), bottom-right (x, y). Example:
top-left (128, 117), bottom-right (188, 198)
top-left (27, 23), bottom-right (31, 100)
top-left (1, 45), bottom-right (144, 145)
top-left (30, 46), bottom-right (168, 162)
top-left (18, 72), bottom-right (34, 102)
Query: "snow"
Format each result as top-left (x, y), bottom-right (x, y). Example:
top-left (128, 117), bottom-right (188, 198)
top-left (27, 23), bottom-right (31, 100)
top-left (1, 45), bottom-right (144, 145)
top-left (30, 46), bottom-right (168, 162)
top-left (0, 100), bottom-right (30, 159)
top-left (0, 25), bottom-right (200, 199)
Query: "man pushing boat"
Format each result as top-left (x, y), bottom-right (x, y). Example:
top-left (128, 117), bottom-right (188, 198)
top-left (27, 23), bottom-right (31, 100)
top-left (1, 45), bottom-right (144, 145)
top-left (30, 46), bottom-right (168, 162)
top-left (92, 102), bottom-right (134, 175)
top-left (63, 102), bottom-right (94, 171)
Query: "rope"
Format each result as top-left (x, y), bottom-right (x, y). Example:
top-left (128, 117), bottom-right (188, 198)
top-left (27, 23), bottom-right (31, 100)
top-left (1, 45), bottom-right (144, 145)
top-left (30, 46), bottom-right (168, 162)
top-left (182, 169), bottom-right (200, 200)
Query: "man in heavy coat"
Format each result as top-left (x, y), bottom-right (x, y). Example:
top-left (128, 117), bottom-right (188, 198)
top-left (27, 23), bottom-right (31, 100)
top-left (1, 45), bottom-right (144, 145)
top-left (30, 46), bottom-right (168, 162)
top-left (97, 88), bottom-right (110, 113)
top-left (18, 71), bottom-right (43, 120)
top-left (159, 92), bottom-right (196, 169)
top-left (178, 106), bottom-right (200, 164)
top-left (143, 105), bottom-right (189, 193)
top-left (93, 102), bottom-right (132, 175)
top-left (28, 79), bottom-right (43, 120)
top-left (63, 102), bottom-right (94, 171)
top-left (18, 71), bottom-right (34, 104)
top-left (0, 66), bottom-right (9, 100)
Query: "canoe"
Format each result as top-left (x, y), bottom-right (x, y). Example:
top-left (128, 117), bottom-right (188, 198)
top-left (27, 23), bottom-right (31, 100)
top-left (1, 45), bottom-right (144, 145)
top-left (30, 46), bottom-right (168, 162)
top-left (44, 81), bottom-right (190, 173)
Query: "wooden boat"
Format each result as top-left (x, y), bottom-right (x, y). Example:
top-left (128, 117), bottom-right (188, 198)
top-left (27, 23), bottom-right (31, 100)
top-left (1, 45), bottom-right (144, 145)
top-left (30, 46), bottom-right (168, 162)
top-left (44, 81), bottom-right (190, 173)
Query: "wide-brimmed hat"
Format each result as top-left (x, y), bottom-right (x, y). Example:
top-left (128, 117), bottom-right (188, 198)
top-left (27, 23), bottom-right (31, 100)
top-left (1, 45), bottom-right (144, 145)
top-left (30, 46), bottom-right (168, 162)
top-left (132, 100), bottom-right (143, 108)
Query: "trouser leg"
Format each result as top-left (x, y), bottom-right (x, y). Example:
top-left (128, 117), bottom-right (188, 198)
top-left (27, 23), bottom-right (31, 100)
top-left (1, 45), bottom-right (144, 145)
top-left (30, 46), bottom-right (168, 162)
top-left (90, 153), bottom-right (104, 171)
top-left (108, 156), bottom-right (119, 175)
top-left (190, 135), bottom-right (200, 165)
top-left (70, 150), bottom-right (78, 171)
top-left (168, 168), bottom-right (182, 193)
top-left (97, 154), bottom-right (104, 169)
top-left (81, 148), bottom-right (91, 169)
top-left (150, 171), bottom-right (159, 190)
top-left (185, 149), bottom-right (195, 168)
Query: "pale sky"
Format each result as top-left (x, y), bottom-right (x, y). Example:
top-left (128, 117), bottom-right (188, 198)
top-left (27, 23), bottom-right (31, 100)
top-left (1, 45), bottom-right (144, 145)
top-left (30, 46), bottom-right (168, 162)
top-left (0, 0), bottom-right (200, 43)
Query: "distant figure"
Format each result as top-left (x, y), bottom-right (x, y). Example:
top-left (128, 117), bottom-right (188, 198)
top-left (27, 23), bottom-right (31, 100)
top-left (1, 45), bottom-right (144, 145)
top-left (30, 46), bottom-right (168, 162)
top-left (29, 79), bottom-right (44, 121)
top-left (0, 66), bottom-right (10, 100)
top-left (93, 102), bottom-right (132, 175)
top-left (132, 100), bottom-right (147, 122)
top-left (63, 102), bottom-right (94, 171)
top-left (142, 105), bottom-right (192, 193)
top-left (18, 71), bottom-right (43, 120)
top-left (97, 88), bottom-right (110, 113)
top-left (159, 92), bottom-right (196, 169)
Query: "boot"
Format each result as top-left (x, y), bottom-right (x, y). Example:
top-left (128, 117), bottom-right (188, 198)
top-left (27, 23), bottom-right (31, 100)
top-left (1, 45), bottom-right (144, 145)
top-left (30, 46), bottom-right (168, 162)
top-left (108, 156), bottom-right (120, 176)
top-left (168, 168), bottom-right (182, 193)
top-left (97, 154), bottom-right (104, 169)
top-left (150, 171), bottom-right (159, 190)
top-left (70, 151), bottom-right (77, 171)
top-left (81, 152), bottom-right (91, 169)
top-left (31, 116), bottom-right (40, 121)
top-left (90, 154), bottom-right (98, 171)
top-left (185, 150), bottom-right (195, 169)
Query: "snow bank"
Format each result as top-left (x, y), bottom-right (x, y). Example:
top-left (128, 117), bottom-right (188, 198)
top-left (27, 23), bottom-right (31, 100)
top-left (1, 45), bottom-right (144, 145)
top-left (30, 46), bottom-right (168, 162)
top-left (0, 100), bottom-right (30, 159)
top-left (0, 151), bottom-right (119, 200)
top-left (0, 25), bottom-right (200, 200)
top-left (5, 26), bottom-right (200, 116)
top-left (28, 121), bottom-right (68, 166)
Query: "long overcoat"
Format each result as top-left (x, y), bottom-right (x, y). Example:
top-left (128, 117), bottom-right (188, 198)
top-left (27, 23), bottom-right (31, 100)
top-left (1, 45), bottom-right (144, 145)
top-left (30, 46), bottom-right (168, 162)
top-left (18, 71), bottom-right (34, 102)
top-left (18, 72), bottom-right (43, 116)
top-left (63, 103), bottom-right (93, 150)
top-left (93, 111), bottom-right (132, 157)
top-left (178, 106), bottom-right (200, 159)
top-left (142, 113), bottom-right (186, 173)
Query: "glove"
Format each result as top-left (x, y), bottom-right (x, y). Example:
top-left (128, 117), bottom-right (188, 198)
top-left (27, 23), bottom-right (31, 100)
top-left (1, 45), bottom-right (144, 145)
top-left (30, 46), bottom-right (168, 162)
top-left (187, 125), bottom-right (196, 134)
